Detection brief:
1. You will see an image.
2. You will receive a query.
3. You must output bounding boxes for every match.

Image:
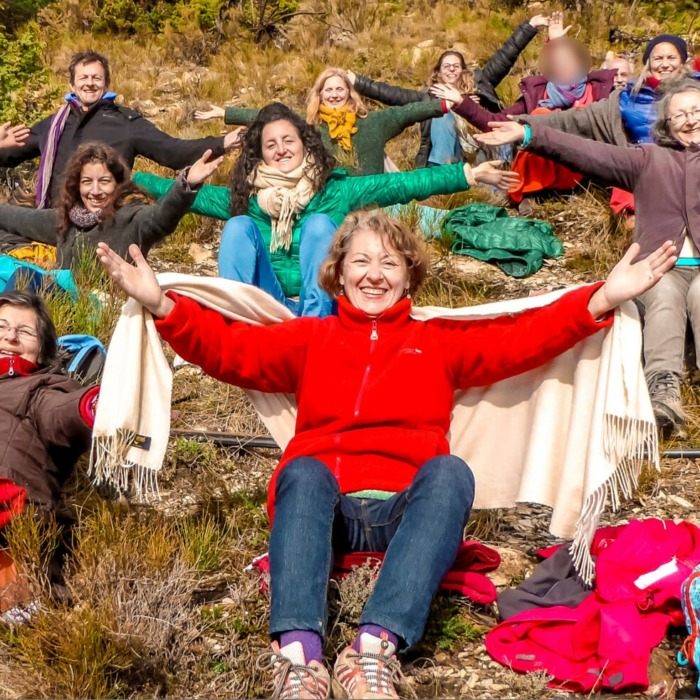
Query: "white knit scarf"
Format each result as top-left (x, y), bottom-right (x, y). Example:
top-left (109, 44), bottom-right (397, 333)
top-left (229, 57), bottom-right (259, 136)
top-left (250, 156), bottom-right (316, 253)
top-left (91, 275), bottom-right (658, 582)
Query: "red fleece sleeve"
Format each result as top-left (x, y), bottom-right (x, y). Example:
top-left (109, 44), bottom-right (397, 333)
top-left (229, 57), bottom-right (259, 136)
top-left (436, 283), bottom-right (614, 390)
top-left (451, 94), bottom-right (527, 131)
top-left (154, 293), bottom-right (313, 393)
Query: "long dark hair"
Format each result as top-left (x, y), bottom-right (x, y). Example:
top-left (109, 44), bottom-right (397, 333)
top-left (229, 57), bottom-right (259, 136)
top-left (229, 102), bottom-right (337, 216)
top-left (56, 142), bottom-right (150, 240)
top-left (0, 290), bottom-right (58, 366)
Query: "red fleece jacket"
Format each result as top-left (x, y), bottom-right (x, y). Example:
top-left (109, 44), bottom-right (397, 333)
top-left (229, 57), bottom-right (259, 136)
top-left (155, 285), bottom-right (611, 520)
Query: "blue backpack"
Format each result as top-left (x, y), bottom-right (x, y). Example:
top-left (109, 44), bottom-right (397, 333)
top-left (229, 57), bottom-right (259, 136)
top-left (57, 335), bottom-right (106, 386)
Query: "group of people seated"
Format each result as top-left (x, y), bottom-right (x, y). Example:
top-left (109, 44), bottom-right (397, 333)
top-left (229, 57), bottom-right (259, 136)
top-left (1, 14), bottom-right (700, 698)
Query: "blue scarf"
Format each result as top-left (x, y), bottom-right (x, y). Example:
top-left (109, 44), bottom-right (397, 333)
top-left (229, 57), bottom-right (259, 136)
top-left (538, 77), bottom-right (588, 110)
top-left (618, 82), bottom-right (658, 144)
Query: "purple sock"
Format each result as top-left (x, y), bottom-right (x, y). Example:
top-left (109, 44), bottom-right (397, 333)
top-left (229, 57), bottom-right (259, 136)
top-left (279, 630), bottom-right (323, 664)
top-left (353, 624), bottom-right (399, 652)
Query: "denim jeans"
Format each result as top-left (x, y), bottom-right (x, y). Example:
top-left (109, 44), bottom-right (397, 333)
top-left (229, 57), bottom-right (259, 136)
top-left (268, 455), bottom-right (475, 648)
top-left (218, 213), bottom-right (336, 318)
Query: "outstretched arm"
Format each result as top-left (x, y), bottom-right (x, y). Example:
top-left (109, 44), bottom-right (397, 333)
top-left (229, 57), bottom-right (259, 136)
top-left (374, 100), bottom-right (446, 141)
top-left (479, 17), bottom-right (540, 89)
top-left (223, 107), bottom-right (261, 126)
top-left (0, 205), bottom-right (58, 245)
top-left (351, 73), bottom-right (427, 106)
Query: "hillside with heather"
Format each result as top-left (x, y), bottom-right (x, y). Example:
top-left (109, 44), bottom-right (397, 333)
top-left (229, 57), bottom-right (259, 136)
top-left (1, 0), bottom-right (700, 697)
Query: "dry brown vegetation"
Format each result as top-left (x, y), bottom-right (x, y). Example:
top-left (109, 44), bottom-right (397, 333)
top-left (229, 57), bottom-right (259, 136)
top-left (1, 0), bottom-right (700, 697)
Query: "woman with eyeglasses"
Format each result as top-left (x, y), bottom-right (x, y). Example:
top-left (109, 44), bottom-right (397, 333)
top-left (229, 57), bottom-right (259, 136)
top-left (474, 77), bottom-right (700, 437)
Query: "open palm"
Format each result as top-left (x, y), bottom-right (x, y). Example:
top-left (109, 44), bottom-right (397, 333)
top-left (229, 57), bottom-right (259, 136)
top-left (474, 121), bottom-right (527, 147)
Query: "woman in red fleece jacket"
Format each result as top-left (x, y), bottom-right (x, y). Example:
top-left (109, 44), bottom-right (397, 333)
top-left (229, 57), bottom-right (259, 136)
top-left (98, 212), bottom-right (675, 700)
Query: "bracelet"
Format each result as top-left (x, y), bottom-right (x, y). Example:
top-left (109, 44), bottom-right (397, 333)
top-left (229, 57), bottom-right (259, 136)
top-left (520, 124), bottom-right (532, 149)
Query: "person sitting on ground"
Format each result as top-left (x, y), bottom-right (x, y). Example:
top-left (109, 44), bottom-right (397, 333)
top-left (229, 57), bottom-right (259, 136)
top-left (475, 77), bottom-right (700, 436)
top-left (97, 206), bottom-right (674, 700)
top-left (134, 102), bottom-right (518, 318)
top-left (0, 142), bottom-right (223, 271)
top-left (0, 290), bottom-right (99, 619)
top-left (516, 34), bottom-right (694, 225)
top-left (602, 53), bottom-right (634, 91)
top-left (0, 51), bottom-right (238, 208)
top-left (431, 31), bottom-right (616, 214)
top-left (195, 67), bottom-right (449, 175)
top-left (347, 13), bottom-right (556, 168)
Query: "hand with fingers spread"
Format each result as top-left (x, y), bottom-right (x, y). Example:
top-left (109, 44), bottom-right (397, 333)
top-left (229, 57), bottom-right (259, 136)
top-left (187, 149), bottom-right (225, 186)
top-left (548, 11), bottom-right (572, 40)
top-left (0, 122), bottom-right (30, 149)
top-left (470, 160), bottom-right (521, 191)
top-left (97, 242), bottom-right (173, 318)
top-left (223, 126), bottom-right (245, 151)
top-left (194, 104), bottom-right (225, 121)
top-left (430, 83), bottom-right (463, 105)
top-left (474, 121), bottom-right (527, 147)
top-left (587, 241), bottom-right (678, 317)
top-left (529, 14), bottom-right (550, 29)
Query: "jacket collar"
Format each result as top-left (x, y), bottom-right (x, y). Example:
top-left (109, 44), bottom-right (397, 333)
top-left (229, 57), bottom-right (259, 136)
top-left (0, 355), bottom-right (39, 378)
top-left (337, 295), bottom-right (412, 332)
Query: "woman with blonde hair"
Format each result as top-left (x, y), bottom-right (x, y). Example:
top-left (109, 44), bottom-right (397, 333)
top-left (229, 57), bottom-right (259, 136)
top-left (194, 67), bottom-right (446, 175)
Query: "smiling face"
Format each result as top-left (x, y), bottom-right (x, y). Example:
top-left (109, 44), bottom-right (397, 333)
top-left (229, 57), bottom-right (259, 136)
top-left (438, 54), bottom-right (464, 85)
top-left (70, 60), bottom-right (107, 107)
top-left (649, 42), bottom-right (684, 81)
top-left (339, 228), bottom-right (410, 317)
top-left (260, 119), bottom-right (305, 173)
top-left (668, 90), bottom-right (700, 147)
top-left (0, 305), bottom-right (40, 364)
top-left (320, 75), bottom-right (350, 109)
top-left (79, 161), bottom-right (117, 212)
top-left (606, 57), bottom-right (633, 89)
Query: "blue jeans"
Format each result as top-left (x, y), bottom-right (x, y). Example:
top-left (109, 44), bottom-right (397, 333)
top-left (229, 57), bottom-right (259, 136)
top-left (268, 455), bottom-right (475, 648)
top-left (218, 214), bottom-right (336, 317)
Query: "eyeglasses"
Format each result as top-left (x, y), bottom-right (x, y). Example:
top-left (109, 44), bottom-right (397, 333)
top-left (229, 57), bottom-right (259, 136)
top-left (0, 320), bottom-right (38, 341)
top-left (669, 107), bottom-right (700, 126)
top-left (441, 63), bottom-right (463, 71)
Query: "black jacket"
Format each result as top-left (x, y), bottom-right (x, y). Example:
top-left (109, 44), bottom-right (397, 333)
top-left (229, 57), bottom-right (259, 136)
top-left (0, 97), bottom-right (225, 203)
top-left (354, 20), bottom-right (538, 167)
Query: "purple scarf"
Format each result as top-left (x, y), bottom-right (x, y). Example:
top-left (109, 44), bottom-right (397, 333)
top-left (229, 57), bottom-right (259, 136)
top-left (35, 92), bottom-right (117, 209)
top-left (69, 205), bottom-right (102, 229)
top-left (538, 77), bottom-right (588, 110)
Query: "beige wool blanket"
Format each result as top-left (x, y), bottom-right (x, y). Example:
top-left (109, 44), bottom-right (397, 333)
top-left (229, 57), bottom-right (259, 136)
top-left (91, 274), bottom-right (658, 581)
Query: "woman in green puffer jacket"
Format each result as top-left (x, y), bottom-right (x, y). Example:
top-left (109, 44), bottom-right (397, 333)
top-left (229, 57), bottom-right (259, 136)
top-left (134, 103), bottom-right (519, 317)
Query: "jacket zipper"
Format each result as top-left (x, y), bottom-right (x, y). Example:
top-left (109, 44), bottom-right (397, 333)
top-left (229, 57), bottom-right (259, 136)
top-left (8, 356), bottom-right (14, 376)
top-left (353, 320), bottom-right (378, 419)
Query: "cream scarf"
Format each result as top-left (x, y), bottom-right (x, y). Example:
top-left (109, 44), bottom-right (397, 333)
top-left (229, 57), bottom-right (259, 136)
top-left (250, 156), bottom-right (316, 253)
top-left (91, 275), bottom-right (658, 582)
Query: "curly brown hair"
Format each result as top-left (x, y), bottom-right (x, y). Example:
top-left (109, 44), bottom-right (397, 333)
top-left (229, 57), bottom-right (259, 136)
top-left (55, 142), bottom-right (150, 240)
top-left (319, 210), bottom-right (428, 299)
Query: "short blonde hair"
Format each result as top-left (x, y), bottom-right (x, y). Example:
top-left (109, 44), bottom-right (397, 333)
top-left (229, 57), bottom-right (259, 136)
top-left (306, 67), bottom-right (369, 124)
top-left (319, 210), bottom-right (429, 299)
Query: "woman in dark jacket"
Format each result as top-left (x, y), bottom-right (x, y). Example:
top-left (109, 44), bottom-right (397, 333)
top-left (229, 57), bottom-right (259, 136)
top-left (475, 78), bottom-right (700, 436)
top-left (0, 141), bottom-right (222, 270)
top-left (348, 13), bottom-right (552, 168)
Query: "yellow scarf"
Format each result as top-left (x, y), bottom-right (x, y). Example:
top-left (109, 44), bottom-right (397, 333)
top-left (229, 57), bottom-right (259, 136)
top-left (318, 105), bottom-right (357, 152)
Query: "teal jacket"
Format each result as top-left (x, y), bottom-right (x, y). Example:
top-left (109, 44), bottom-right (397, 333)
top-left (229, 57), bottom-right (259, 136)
top-left (134, 164), bottom-right (469, 296)
top-left (224, 101), bottom-right (445, 176)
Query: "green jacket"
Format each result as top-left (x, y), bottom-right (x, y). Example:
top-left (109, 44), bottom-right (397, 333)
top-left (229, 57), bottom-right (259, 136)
top-left (134, 163), bottom-right (469, 296)
top-left (224, 101), bottom-right (445, 175)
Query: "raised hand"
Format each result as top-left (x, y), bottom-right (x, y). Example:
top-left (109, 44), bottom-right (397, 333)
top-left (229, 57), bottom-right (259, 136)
top-left (0, 122), bottom-right (30, 149)
top-left (223, 126), bottom-right (245, 150)
top-left (474, 121), bottom-right (527, 146)
top-left (548, 11), bottom-right (572, 40)
top-left (194, 104), bottom-right (225, 121)
top-left (186, 149), bottom-right (225, 186)
top-left (587, 242), bottom-right (678, 317)
top-left (430, 83), bottom-right (463, 104)
top-left (529, 14), bottom-right (550, 28)
top-left (97, 242), bottom-right (173, 318)
top-left (470, 160), bottom-right (521, 191)
top-left (346, 70), bottom-right (357, 86)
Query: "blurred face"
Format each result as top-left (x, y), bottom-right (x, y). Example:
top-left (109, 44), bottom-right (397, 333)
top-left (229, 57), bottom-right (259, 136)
top-left (668, 91), bottom-right (700, 147)
top-left (606, 58), bottom-right (633, 89)
top-left (649, 43), bottom-right (683, 80)
top-left (320, 75), bottom-right (349, 108)
top-left (70, 60), bottom-right (107, 107)
top-left (0, 305), bottom-right (40, 364)
top-left (261, 120), bottom-right (305, 173)
top-left (546, 44), bottom-right (587, 85)
top-left (438, 55), bottom-right (464, 85)
top-left (339, 228), bottom-right (410, 318)
top-left (80, 161), bottom-right (117, 212)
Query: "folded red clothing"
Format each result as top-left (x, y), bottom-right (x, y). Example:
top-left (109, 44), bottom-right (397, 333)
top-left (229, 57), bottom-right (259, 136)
top-left (0, 479), bottom-right (26, 530)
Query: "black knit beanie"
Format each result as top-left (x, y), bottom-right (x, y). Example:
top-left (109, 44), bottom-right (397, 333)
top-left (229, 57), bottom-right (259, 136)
top-left (643, 34), bottom-right (688, 64)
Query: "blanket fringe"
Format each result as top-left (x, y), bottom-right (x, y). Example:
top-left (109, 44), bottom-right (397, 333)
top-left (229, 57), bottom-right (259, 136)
top-left (88, 431), bottom-right (160, 500)
top-left (570, 414), bottom-right (659, 583)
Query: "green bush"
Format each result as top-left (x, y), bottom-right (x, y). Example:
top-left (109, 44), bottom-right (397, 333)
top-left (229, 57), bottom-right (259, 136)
top-left (0, 0), bottom-right (54, 33)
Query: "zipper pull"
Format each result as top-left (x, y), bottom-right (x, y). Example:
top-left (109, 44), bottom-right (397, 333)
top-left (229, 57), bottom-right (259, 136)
top-left (370, 321), bottom-right (378, 341)
top-left (8, 356), bottom-right (14, 376)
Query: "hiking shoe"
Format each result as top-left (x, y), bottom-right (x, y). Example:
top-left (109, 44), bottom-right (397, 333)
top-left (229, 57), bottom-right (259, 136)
top-left (647, 371), bottom-right (686, 435)
top-left (333, 632), bottom-right (403, 699)
top-left (258, 641), bottom-right (330, 699)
